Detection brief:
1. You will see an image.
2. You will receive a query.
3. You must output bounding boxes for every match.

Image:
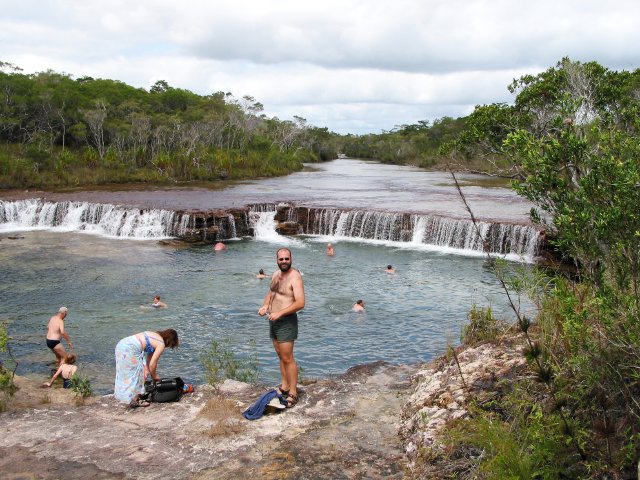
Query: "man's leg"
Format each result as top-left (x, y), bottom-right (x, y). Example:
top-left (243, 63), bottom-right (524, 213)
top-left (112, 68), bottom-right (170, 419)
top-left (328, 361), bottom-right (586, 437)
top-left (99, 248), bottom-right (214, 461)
top-left (52, 343), bottom-right (67, 366)
top-left (272, 339), bottom-right (288, 391)
top-left (277, 341), bottom-right (297, 397)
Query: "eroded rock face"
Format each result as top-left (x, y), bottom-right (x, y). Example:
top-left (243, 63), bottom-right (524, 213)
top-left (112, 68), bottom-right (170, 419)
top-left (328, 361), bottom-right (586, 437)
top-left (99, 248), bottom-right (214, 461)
top-left (0, 362), bottom-right (417, 479)
top-left (1, 337), bottom-right (531, 479)
top-left (398, 334), bottom-right (528, 473)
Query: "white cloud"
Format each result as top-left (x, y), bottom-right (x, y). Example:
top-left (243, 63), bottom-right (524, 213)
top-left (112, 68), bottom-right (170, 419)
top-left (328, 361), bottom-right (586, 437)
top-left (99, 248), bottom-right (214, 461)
top-left (2, 0), bottom-right (640, 134)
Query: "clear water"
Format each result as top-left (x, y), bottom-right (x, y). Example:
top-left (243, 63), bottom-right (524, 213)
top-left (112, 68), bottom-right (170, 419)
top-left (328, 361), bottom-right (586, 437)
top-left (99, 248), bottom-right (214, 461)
top-left (0, 230), bottom-right (531, 394)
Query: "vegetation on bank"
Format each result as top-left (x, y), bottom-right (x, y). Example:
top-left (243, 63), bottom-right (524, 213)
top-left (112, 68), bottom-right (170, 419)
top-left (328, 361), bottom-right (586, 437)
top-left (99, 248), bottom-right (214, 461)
top-left (337, 116), bottom-right (467, 169)
top-left (0, 322), bottom-right (17, 411)
top-left (424, 58), bottom-right (640, 478)
top-left (2, 55), bottom-right (639, 476)
top-left (0, 61), bottom-right (340, 188)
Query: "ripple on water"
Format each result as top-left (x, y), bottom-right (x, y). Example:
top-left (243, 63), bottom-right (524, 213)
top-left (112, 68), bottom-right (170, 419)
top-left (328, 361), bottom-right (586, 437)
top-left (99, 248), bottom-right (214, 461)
top-left (0, 231), bottom-right (534, 394)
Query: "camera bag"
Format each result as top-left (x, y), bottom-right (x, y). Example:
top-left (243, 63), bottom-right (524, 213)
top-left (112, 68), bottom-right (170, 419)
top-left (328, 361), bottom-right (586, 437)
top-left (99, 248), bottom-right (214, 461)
top-left (144, 377), bottom-right (185, 403)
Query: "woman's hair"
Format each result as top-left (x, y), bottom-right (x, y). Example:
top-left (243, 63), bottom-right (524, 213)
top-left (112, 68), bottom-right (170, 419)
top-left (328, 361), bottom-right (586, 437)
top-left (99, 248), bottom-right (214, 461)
top-left (259, 269), bottom-right (264, 274)
top-left (66, 353), bottom-right (77, 364)
top-left (157, 328), bottom-right (179, 349)
top-left (356, 299), bottom-right (364, 305)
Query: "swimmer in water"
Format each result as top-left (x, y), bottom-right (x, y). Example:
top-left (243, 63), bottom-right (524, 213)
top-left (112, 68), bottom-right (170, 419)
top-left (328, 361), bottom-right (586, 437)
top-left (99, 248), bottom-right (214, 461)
top-left (326, 243), bottom-right (335, 256)
top-left (352, 299), bottom-right (365, 312)
top-left (256, 269), bottom-right (267, 279)
top-left (386, 264), bottom-right (396, 274)
top-left (151, 295), bottom-right (167, 308)
top-left (214, 242), bottom-right (227, 251)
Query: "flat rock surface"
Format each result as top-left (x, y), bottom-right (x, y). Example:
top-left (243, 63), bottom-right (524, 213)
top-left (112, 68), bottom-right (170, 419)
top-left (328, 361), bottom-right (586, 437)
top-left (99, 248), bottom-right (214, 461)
top-left (0, 361), bottom-right (417, 479)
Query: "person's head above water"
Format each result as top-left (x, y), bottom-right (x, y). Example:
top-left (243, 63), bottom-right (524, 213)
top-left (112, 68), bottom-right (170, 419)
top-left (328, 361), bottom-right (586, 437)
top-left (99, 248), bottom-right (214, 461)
top-left (259, 269), bottom-right (264, 275)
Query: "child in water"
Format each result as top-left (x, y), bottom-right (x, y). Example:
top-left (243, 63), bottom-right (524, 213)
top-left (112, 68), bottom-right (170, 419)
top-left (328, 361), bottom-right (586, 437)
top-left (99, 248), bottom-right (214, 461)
top-left (43, 352), bottom-right (78, 388)
top-left (152, 295), bottom-right (167, 308)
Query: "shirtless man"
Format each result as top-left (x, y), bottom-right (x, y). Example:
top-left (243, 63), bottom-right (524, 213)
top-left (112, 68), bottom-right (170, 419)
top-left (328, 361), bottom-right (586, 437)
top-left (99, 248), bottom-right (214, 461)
top-left (46, 307), bottom-right (73, 366)
top-left (258, 248), bottom-right (305, 408)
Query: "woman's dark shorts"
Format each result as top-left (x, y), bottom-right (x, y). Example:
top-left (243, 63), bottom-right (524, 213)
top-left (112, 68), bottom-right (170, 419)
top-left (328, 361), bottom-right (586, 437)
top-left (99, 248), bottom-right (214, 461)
top-left (269, 313), bottom-right (298, 342)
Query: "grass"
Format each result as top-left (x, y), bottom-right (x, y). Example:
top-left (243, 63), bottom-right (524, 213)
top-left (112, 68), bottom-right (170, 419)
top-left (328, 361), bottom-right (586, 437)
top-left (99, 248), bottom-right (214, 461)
top-left (199, 395), bottom-right (246, 438)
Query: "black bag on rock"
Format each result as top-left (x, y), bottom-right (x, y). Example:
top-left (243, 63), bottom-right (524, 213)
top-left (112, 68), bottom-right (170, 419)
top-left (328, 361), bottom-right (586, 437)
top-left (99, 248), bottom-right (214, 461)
top-left (144, 377), bottom-right (185, 403)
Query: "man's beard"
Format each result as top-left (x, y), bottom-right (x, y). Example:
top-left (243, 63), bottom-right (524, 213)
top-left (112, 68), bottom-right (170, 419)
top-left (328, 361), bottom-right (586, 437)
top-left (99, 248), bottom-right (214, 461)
top-left (278, 262), bottom-right (291, 272)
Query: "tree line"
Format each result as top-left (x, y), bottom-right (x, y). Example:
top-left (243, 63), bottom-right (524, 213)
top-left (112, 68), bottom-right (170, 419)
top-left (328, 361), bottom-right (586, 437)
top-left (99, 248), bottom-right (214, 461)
top-left (0, 61), bottom-right (339, 187)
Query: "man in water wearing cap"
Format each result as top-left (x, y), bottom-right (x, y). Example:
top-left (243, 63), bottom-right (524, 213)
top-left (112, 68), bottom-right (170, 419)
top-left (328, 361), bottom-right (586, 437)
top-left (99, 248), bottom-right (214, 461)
top-left (46, 307), bottom-right (74, 366)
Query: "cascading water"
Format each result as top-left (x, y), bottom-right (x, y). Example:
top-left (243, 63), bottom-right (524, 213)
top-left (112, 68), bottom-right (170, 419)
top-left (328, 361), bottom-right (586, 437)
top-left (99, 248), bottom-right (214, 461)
top-left (0, 199), bottom-right (190, 240)
top-left (1, 199), bottom-right (542, 259)
top-left (304, 208), bottom-right (542, 259)
top-left (252, 211), bottom-right (279, 240)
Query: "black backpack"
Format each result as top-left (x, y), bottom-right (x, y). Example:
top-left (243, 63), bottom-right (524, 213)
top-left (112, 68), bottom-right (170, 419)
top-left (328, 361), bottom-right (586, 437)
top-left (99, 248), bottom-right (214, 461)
top-left (144, 377), bottom-right (185, 403)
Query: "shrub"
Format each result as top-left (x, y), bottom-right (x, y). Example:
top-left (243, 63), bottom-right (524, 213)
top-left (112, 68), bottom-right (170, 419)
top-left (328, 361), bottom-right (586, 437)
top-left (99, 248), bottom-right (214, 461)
top-left (200, 338), bottom-right (259, 390)
top-left (0, 322), bottom-right (17, 411)
top-left (69, 373), bottom-right (93, 400)
top-left (461, 304), bottom-right (506, 346)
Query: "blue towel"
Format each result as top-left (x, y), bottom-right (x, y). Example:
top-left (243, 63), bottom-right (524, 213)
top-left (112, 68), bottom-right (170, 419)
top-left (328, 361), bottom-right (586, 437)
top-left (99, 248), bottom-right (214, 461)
top-left (242, 389), bottom-right (285, 420)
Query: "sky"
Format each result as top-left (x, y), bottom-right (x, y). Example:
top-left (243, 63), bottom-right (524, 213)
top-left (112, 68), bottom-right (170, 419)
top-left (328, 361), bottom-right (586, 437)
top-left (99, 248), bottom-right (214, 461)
top-left (2, 0), bottom-right (640, 135)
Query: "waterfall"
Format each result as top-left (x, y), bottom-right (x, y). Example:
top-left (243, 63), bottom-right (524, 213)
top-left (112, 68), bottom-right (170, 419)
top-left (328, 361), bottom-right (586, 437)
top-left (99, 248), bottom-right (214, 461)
top-left (247, 205), bottom-right (301, 245)
top-left (251, 211), bottom-right (280, 241)
top-left (1, 199), bottom-right (542, 258)
top-left (0, 199), bottom-right (191, 240)
top-left (306, 208), bottom-right (541, 259)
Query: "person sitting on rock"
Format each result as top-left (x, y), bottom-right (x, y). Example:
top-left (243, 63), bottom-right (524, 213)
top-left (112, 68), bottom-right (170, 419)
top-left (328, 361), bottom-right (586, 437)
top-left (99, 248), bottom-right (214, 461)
top-left (42, 353), bottom-right (78, 388)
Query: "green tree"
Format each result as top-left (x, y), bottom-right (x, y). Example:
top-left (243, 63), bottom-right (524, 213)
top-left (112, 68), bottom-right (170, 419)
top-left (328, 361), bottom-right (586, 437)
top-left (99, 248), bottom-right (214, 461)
top-left (445, 57), bottom-right (640, 477)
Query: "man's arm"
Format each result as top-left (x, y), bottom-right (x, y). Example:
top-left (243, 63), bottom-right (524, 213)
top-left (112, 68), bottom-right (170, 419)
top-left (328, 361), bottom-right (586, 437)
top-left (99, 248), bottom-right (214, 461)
top-left (59, 322), bottom-right (73, 349)
top-left (258, 288), bottom-right (273, 316)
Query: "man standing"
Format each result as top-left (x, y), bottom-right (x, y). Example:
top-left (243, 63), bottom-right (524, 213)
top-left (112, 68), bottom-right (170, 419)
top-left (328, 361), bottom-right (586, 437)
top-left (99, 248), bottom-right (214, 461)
top-left (258, 248), bottom-right (305, 408)
top-left (46, 306), bottom-right (73, 365)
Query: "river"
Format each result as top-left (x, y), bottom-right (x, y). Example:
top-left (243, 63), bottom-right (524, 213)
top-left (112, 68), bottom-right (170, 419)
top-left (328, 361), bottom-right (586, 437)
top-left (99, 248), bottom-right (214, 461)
top-left (0, 159), bottom-right (536, 394)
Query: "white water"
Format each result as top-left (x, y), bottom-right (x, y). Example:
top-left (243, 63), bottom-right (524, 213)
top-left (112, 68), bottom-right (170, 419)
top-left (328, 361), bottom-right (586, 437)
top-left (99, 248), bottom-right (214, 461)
top-left (304, 208), bottom-right (541, 261)
top-left (0, 199), bottom-right (186, 240)
top-left (1, 200), bottom-right (542, 260)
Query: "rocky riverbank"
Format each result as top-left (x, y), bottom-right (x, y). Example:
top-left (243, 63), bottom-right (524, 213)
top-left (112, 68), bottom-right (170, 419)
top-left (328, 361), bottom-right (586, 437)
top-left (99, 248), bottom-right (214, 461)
top-left (0, 333), bottom-right (529, 479)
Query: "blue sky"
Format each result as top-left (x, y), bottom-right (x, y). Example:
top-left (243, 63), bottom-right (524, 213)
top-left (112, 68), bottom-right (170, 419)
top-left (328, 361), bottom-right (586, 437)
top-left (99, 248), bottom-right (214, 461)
top-left (2, 0), bottom-right (639, 134)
